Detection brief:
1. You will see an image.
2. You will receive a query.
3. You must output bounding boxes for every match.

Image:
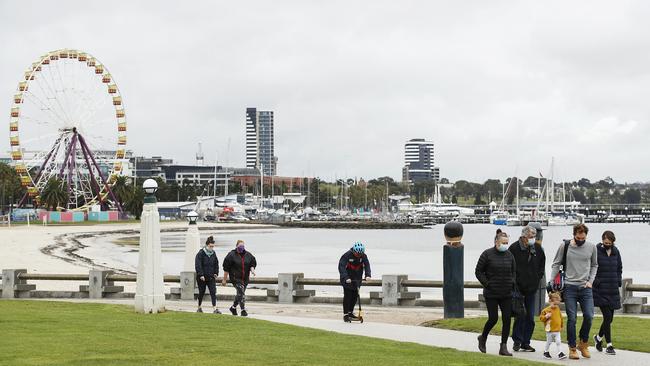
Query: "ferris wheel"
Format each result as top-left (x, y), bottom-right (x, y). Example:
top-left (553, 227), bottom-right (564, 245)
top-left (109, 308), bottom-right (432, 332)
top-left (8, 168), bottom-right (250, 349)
top-left (9, 49), bottom-right (126, 211)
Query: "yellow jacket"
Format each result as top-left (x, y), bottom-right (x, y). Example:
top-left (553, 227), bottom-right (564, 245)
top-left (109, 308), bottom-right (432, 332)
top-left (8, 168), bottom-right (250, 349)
top-left (539, 305), bottom-right (563, 332)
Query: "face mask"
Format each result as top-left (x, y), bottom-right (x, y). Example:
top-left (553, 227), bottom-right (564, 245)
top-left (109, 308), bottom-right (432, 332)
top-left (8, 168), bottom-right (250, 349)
top-left (497, 244), bottom-right (508, 252)
top-left (236, 246), bottom-right (245, 254)
top-left (603, 243), bottom-right (613, 249)
top-left (575, 239), bottom-right (586, 246)
top-left (528, 238), bottom-right (536, 245)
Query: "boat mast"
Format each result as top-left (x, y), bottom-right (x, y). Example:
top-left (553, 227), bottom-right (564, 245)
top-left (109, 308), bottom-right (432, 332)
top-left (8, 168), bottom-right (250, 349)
top-left (516, 175), bottom-right (520, 217)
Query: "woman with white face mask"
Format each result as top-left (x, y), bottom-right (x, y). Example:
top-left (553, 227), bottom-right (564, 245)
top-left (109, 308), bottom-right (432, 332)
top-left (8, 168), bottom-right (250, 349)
top-left (592, 230), bottom-right (623, 355)
top-left (476, 229), bottom-right (516, 357)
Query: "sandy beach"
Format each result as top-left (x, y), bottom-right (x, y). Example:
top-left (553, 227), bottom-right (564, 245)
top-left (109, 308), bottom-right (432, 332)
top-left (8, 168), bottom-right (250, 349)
top-left (0, 222), bottom-right (273, 292)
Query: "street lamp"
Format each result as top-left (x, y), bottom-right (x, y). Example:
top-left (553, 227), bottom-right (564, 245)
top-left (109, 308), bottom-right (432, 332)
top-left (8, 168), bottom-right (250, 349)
top-left (143, 179), bottom-right (158, 203)
top-left (187, 210), bottom-right (198, 225)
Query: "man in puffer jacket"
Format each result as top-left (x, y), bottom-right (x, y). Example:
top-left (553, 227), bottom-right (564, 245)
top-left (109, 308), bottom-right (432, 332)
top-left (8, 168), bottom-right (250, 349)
top-left (338, 241), bottom-right (371, 322)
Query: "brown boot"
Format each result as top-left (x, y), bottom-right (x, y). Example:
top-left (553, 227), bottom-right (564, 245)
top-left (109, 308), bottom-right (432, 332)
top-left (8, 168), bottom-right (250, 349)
top-left (569, 347), bottom-right (580, 360)
top-left (577, 340), bottom-right (591, 358)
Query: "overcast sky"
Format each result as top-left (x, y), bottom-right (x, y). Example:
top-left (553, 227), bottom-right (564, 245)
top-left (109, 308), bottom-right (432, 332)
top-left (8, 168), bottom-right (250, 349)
top-left (2, 1), bottom-right (650, 183)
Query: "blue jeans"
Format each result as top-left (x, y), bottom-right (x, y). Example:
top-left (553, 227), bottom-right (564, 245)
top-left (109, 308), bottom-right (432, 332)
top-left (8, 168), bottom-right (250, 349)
top-left (564, 284), bottom-right (594, 348)
top-left (512, 293), bottom-right (537, 346)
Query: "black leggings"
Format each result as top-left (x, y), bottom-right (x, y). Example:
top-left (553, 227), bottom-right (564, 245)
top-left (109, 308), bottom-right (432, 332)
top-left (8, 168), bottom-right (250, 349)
top-left (343, 288), bottom-right (359, 314)
top-left (482, 297), bottom-right (512, 344)
top-left (197, 276), bottom-right (217, 307)
top-left (232, 282), bottom-right (247, 310)
top-left (598, 306), bottom-right (615, 343)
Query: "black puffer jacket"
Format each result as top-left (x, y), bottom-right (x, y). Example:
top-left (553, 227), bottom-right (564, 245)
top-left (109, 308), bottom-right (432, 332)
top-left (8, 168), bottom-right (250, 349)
top-left (338, 249), bottom-right (371, 290)
top-left (222, 250), bottom-right (257, 285)
top-left (475, 247), bottom-right (516, 299)
top-left (593, 244), bottom-right (623, 309)
top-left (509, 239), bottom-right (546, 295)
top-left (195, 249), bottom-right (219, 278)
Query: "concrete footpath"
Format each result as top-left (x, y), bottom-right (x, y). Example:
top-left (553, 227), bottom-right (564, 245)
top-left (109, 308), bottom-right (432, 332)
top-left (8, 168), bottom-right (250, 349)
top-left (23, 299), bottom-right (650, 365)
top-left (250, 314), bottom-right (650, 365)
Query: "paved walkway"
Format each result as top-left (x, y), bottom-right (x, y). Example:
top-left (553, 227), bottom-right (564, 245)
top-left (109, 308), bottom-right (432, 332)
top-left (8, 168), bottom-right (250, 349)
top-left (22, 298), bottom-right (650, 365)
top-left (249, 314), bottom-right (650, 365)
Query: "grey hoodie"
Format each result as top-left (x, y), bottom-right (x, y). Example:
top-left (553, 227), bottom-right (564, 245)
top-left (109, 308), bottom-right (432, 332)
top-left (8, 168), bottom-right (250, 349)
top-left (550, 240), bottom-right (598, 287)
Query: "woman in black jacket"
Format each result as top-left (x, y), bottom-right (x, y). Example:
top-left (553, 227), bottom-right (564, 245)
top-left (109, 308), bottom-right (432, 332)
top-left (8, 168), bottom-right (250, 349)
top-left (194, 236), bottom-right (220, 314)
top-left (222, 240), bottom-right (257, 317)
top-left (592, 230), bottom-right (622, 355)
top-left (476, 229), bottom-right (516, 357)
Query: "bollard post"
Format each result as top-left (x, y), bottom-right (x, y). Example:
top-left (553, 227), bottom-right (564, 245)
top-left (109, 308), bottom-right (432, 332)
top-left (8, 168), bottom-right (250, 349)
top-left (621, 278), bottom-right (646, 314)
top-left (135, 179), bottom-right (165, 313)
top-left (379, 274), bottom-right (420, 306)
top-left (276, 273), bottom-right (314, 304)
top-left (443, 221), bottom-right (464, 318)
top-left (180, 271), bottom-right (196, 301)
top-left (2, 269), bottom-right (34, 299)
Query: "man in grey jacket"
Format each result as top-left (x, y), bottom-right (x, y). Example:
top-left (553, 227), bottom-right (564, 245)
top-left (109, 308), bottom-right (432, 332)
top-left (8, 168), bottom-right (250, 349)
top-left (550, 224), bottom-right (598, 360)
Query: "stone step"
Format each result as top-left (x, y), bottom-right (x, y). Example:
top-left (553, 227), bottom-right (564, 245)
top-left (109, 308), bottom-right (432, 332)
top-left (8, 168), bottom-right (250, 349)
top-left (15, 284), bottom-right (36, 291)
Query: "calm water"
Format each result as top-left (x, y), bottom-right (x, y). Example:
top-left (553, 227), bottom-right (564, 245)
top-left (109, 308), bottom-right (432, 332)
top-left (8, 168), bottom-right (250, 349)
top-left (80, 223), bottom-right (650, 296)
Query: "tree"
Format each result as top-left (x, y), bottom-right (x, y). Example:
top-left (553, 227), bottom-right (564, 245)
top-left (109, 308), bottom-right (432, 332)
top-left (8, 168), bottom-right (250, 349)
top-left (41, 177), bottom-right (69, 211)
top-left (112, 175), bottom-right (131, 207)
top-left (124, 186), bottom-right (144, 219)
top-left (577, 178), bottom-right (591, 189)
top-left (623, 189), bottom-right (642, 204)
top-left (0, 162), bottom-right (25, 211)
top-left (572, 189), bottom-right (587, 204)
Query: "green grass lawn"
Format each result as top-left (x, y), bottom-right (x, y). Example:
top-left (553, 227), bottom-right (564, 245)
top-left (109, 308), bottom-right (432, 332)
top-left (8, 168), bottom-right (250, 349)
top-left (0, 301), bottom-right (546, 366)
top-left (424, 315), bottom-right (650, 353)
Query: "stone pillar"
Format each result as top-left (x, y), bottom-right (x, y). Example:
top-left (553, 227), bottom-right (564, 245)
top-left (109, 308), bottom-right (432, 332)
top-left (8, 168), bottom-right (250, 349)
top-left (2, 269), bottom-right (34, 299)
top-left (443, 221), bottom-right (464, 318)
top-left (89, 270), bottom-right (111, 299)
top-left (183, 214), bottom-right (200, 272)
top-left (135, 179), bottom-right (165, 313)
top-left (621, 278), bottom-right (646, 314)
top-left (277, 273), bottom-right (301, 304)
top-left (381, 275), bottom-right (407, 306)
top-left (180, 271), bottom-right (196, 301)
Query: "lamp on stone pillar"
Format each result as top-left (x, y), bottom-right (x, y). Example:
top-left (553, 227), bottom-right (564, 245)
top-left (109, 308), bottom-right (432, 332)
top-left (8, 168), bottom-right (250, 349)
top-left (135, 178), bottom-right (165, 313)
top-left (179, 210), bottom-right (201, 300)
top-left (183, 211), bottom-right (200, 272)
top-left (443, 220), bottom-right (464, 318)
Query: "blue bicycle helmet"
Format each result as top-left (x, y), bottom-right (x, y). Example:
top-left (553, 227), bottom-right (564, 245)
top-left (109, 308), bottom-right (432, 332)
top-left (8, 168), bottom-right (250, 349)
top-left (352, 241), bottom-right (365, 254)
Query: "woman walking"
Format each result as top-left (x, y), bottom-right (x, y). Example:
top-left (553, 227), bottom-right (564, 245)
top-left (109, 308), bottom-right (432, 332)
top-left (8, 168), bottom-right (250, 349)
top-left (593, 230), bottom-right (623, 355)
top-left (476, 229), bottom-right (516, 356)
top-left (222, 240), bottom-right (257, 317)
top-left (195, 236), bottom-right (221, 314)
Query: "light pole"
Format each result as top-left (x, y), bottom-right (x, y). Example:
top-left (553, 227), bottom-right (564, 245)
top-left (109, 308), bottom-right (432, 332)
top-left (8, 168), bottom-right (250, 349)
top-left (135, 179), bottom-right (165, 313)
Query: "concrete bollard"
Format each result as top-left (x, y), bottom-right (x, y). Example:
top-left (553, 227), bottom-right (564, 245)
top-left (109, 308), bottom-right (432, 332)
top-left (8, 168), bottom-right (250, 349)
top-left (272, 273), bottom-right (315, 304)
top-left (180, 271), bottom-right (196, 301)
top-left (621, 278), bottom-right (647, 314)
top-left (1, 269), bottom-right (35, 299)
top-left (376, 274), bottom-right (420, 306)
top-left (81, 270), bottom-right (124, 299)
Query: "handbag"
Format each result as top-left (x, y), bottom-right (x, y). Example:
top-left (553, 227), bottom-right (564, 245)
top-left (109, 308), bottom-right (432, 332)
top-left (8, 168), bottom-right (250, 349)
top-left (511, 288), bottom-right (527, 318)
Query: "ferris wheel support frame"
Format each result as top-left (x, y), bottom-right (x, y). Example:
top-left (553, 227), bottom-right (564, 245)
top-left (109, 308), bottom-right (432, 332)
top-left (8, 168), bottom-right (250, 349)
top-left (78, 133), bottom-right (123, 213)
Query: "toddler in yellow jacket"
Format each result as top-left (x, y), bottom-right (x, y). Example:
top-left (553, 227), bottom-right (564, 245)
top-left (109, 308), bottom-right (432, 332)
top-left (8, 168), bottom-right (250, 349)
top-left (539, 292), bottom-right (566, 360)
